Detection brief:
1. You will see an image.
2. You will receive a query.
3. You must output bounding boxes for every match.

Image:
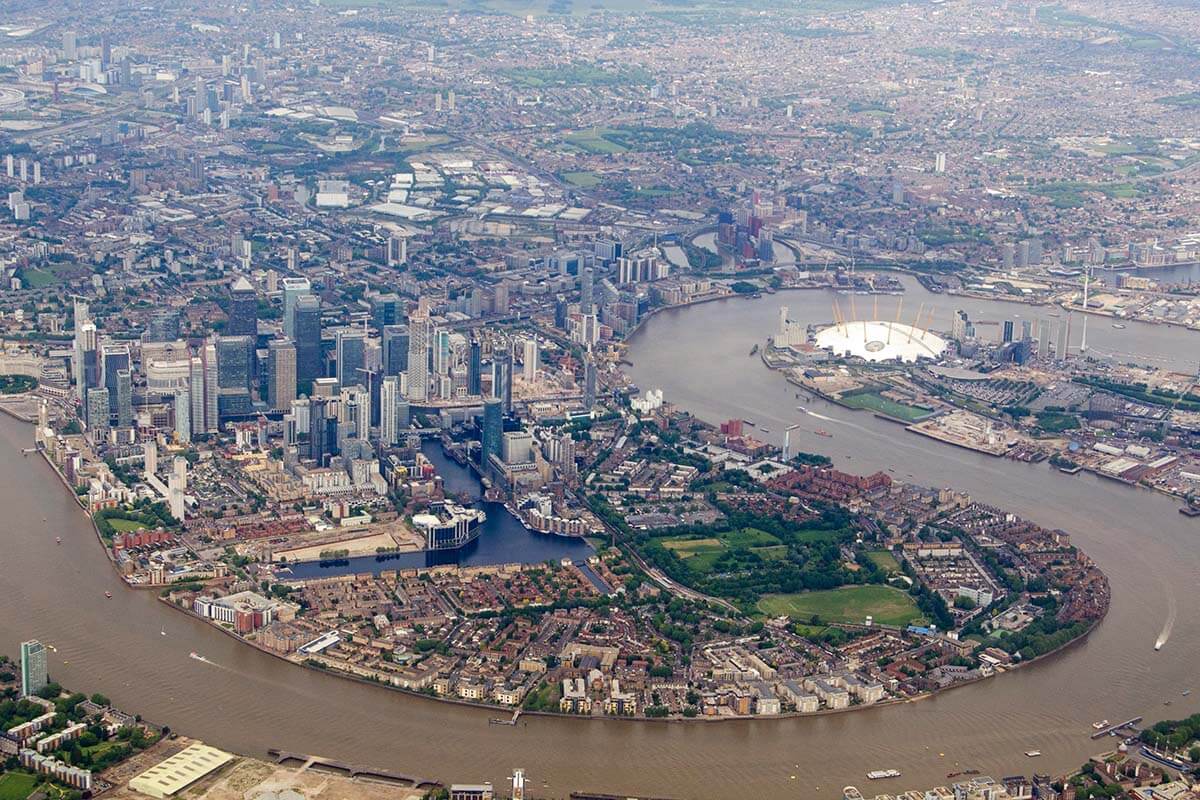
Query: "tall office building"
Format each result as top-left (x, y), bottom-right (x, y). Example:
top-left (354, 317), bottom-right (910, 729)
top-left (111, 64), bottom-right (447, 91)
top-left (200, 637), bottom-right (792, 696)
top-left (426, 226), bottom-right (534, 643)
top-left (61, 31), bottom-right (77, 60)
top-left (115, 369), bottom-right (133, 428)
top-left (380, 375), bottom-right (403, 445)
top-left (406, 312), bottom-right (429, 401)
top-left (217, 335), bottom-right (254, 391)
top-left (189, 356), bottom-right (206, 436)
top-left (217, 335), bottom-right (255, 420)
top-left (336, 329), bottom-right (367, 386)
top-left (101, 344), bottom-right (131, 419)
top-left (467, 336), bottom-right (482, 396)
top-left (1037, 319), bottom-right (1051, 360)
top-left (293, 294), bottom-right (322, 383)
top-left (583, 358), bottom-right (597, 411)
top-left (227, 276), bottom-right (258, 336)
top-left (522, 338), bottom-right (538, 382)
top-left (202, 341), bottom-right (219, 432)
top-left (554, 295), bottom-right (569, 330)
top-left (20, 640), bottom-right (48, 698)
top-left (282, 277), bottom-right (312, 340)
top-left (382, 325), bottom-right (409, 376)
top-left (371, 293), bottom-right (402, 330)
top-left (174, 388), bottom-right (191, 444)
top-left (432, 328), bottom-right (452, 377)
top-left (493, 345), bottom-right (513, 415)
top-left (73, 321), bottom-right (98, 404)
top-left (580, 267), bottom-right (594, 314)
top-left (267, 339), bottom-right (297, 411)
top-left (481, 398), bottom-right (503, 468)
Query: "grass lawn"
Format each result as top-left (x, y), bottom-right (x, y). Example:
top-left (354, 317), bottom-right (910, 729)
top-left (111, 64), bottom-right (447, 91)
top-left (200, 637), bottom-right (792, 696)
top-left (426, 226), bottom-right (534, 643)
top-left (756, 585), bottom-right (926, 627)
top-left (865, 549), bottom-right (901, 574)
top-left (108, 518), bottom-right (148, 532)
top-left (751, 545), bottom-right (789, 561)
top-left (720, 527), bottom-right (781, 548)
top-left (661, 537), bottom-right (723, 556)
top-left (840, 390), bottom-right (932, 422)
top-left (0, 773), bottom-right (39, 800)
top-left (561, 170), bottom-right (602, 187)
top-left (564, 128), bottom-right (627, 154)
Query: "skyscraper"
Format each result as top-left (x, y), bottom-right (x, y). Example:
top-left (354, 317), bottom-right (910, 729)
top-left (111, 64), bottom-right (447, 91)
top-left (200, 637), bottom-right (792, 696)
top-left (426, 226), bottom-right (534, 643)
top-left (116, 369), bottom-right (133, 428)
top-left (282, 277), bottom-right (312, 340)
top-left (493, 346), bottom-right (513, 415)
top-left (522, 337), bottom-right (538, 382)
top-left (294, 294), bottom-right (322, 384)
top-left (336, 329), bottom-right (367, 387)
top-left (217, 335), bottom-right (255, 420)
top-left (101, 343), bottom-right (131, 419)
top-left (86, 387), bottom-right (110, 435)
top-left (267, 339), bottom-right (297, 411)
top-left (383, 325), bottom-right (409, 376)
top-left (380, 375), bottom-right (402, 445)
top-left (580, 267), bottom-right (594, 314)
top-left (467, 336), bottom-right (482, 396)
top-left (20, 640), bottom-right (47, 698)
top-left (227, 276), bottom-right (258, 336)
top-left (174, 388), bottom-right (191, 444)
top-left (202, 341), bottom-right (219, 432)
top-left (481, 398), bottom-right (502, 468)
top-left (583, 358), bottom-right (597, 411)
top-left (406, 312), bottom-right (429, 402)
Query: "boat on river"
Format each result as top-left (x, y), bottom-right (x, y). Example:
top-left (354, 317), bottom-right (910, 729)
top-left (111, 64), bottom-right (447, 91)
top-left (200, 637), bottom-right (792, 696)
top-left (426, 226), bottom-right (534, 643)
top-left (866, 769), bottom-right (901, 780)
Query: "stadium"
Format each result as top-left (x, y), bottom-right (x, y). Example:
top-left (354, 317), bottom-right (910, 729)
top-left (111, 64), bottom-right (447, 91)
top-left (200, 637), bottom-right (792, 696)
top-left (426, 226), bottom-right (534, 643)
top-left (814, 320), bottom-right (947, 363)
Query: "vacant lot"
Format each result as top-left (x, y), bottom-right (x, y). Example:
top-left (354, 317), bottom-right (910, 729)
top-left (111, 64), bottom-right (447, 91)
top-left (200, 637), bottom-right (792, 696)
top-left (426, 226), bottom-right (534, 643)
top-left (757, 585), bottom-right (925, 627)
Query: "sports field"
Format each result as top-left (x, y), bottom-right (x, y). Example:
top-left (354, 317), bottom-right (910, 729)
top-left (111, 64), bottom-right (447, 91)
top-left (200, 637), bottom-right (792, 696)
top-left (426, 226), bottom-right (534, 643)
top-left (756, 585), bottom-right (925, 627)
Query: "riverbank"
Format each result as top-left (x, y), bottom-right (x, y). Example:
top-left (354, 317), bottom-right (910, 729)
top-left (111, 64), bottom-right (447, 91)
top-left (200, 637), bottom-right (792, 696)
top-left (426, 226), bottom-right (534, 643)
top-left (20, 405), bottom-right (1110, 728)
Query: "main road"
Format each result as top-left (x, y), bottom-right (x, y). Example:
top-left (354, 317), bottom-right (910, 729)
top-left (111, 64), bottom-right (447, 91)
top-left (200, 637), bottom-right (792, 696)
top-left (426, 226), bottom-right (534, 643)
top-left (0, 279), bottom-right (1196, 799)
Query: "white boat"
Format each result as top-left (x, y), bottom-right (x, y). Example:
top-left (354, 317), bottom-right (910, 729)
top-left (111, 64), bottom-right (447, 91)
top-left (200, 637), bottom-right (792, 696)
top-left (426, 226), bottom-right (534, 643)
top-left (867, 769), bottom-right (901, 780)
top-left (1092, 720), bottom-right (1109, 730)
top-left (1025, 750), bottom-right (1042, 758)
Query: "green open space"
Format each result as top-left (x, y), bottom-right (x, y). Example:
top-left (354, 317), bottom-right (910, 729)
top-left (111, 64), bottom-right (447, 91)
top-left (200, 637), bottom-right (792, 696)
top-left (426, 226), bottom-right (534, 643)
top-left (0, 773), bottom-right (38, 800)
top-left (15, 262), bottom-right (82, 289)
top-left (839, 390), bottom-right (932, 422)
top-left (561, 170), bottom-right (603, 187)
top-left (756, 585), bottom-right (927, 627)
top-left (563, 128), bottom-right (628, 154)
top-left (107, 518), bottom-right (149, 532)
top-left (661, 537), bottom-right (724, 556)
top-left (865, 549), bottom-right (901, 574)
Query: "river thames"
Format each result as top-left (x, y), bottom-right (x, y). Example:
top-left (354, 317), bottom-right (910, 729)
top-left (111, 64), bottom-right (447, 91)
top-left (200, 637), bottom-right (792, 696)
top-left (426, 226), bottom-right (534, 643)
top-left (0, 279), bottom-right (1197, 799)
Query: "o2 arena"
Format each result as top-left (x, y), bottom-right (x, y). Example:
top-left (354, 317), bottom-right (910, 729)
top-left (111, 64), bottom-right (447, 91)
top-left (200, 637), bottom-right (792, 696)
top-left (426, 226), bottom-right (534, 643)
top-left (815, 319), bottom-right (946, 363)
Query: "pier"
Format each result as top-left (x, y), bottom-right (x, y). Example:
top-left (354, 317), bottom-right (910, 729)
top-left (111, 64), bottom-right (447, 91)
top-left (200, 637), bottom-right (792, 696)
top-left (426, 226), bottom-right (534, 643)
top-left (266, 749), bottom-right (441, 788)
top-left (1090, 716), bottom-right (1143, 739)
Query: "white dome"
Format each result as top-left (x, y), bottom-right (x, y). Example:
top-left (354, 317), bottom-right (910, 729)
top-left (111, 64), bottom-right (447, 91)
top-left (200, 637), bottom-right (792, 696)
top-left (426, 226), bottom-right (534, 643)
top-left (815, 320), bottom-right (946, 363)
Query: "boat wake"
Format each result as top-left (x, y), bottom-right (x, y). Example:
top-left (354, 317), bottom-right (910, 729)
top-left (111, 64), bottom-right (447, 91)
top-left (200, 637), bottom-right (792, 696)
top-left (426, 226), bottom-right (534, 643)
top-left (1155, 590), bottom-right (1177, 650)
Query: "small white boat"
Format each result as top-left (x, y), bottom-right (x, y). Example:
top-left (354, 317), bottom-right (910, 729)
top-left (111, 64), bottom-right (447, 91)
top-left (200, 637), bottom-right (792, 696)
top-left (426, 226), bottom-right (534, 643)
top-left (1025, 751), bottom-right (1042, 758)
top-left (1092, 720), bottom-right (1109, 730)
top-left (866, 770), bottom-right (901, 780)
